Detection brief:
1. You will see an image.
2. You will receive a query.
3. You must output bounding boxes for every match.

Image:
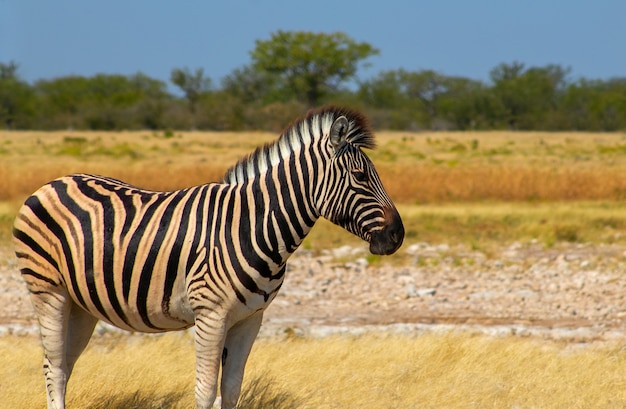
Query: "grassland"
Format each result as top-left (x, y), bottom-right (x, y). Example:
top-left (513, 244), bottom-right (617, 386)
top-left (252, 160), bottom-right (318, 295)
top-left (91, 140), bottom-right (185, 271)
top-left (3, 332), bottom-right (626, 409)
top-left (1, 129), bottom-right (626, 203)
top-left (2, 130), bottom-right (626, 408)
top-left (1, 129), bottom-right (626, 249)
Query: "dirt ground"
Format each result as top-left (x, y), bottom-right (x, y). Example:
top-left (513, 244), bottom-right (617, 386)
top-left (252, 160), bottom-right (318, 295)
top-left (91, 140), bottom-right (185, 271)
top-left (2, 242), bottom-right (625, 343)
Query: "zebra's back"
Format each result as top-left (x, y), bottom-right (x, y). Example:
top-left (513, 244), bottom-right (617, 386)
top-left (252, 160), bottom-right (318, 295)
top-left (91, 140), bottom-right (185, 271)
top-left (13, 173), bottom-right (212, 332)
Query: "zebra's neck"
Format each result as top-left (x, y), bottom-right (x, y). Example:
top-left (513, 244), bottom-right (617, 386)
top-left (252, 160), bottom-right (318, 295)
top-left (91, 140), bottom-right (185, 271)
top-left (222, 113), bottom-right (332, 185)
top-left (221, 115), bottom-right (333, 267)
top-left (227, 156), bottom-right (320, 269)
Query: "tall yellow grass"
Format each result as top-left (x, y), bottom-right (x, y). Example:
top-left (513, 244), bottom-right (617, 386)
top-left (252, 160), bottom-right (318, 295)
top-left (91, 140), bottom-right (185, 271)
top-left (381, 163), bottom-right (626, 202)
top-left (1, 130), bottom-right (625, 203)
top-left (3, 332), bottom-right (625, 408)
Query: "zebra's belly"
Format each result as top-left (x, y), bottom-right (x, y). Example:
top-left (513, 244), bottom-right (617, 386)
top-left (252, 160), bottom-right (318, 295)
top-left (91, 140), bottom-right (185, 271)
top-left (68, 285), bottom-right (196, 334)
top-left (95, 312), bottom-right (194, 333)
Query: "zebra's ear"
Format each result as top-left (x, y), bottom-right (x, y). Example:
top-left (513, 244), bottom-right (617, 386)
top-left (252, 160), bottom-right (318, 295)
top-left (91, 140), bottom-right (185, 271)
top-left (329, 116), bottom-right (349, 150)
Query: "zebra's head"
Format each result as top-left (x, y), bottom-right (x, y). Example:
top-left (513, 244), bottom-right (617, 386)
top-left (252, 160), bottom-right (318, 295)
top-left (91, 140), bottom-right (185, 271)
top-left (315, 108), bottom-right (404, 255)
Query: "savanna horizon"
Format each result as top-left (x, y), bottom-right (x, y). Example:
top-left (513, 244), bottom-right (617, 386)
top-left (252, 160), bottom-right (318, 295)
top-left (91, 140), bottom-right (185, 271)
top-left (1, 130), bottom-right (625, 204)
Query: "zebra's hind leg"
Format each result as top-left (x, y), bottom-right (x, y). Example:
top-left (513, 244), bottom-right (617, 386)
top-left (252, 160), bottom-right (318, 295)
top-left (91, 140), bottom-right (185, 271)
top-left (65, 302), bottom-right (98, 375)
top-left (220, 312), bottom-right (264, 409)
top-left (29, 288), bottom-right (72, 409)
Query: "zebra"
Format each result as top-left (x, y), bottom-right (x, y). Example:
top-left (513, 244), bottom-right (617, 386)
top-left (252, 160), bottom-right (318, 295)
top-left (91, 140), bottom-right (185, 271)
top-left (13, 105), bottom-right (404, 409)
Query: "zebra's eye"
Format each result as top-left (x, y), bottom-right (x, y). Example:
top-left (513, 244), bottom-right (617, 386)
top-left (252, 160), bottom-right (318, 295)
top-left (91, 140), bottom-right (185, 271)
top-left (352, 170), bottom-right (368, 183)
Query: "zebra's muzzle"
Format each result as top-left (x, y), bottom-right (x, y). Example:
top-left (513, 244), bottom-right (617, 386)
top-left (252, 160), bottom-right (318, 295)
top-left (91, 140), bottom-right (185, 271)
top-left (369, 207), bottom-right (404, 255)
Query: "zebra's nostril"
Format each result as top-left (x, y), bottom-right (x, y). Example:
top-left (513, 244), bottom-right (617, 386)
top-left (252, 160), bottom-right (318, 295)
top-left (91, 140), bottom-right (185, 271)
top-left (369, 214), bottom-right (404, 255)
top-left (384, 209), bottom-right (404, 244)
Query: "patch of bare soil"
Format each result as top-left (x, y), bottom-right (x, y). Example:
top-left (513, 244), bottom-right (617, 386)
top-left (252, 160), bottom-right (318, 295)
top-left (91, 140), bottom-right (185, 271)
top-left (2, 243), bottom-right (625, 342)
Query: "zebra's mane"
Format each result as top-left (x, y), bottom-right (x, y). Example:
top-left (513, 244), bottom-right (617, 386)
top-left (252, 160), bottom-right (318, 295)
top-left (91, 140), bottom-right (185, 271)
top-left (223, 105), bottom-right (375, 184)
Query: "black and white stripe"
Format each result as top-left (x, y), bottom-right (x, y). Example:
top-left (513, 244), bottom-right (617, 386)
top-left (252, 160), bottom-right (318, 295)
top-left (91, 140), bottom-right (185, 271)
top-left (13, 105), bottom-right (404, 409)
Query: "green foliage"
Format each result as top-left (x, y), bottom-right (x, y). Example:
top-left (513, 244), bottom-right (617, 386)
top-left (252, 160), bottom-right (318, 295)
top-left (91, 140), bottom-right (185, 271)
top-left (170, 67), bottom-right (211, 129)
top-left (34, 72), bottom-right (169, 130)
top-left (1, 34), bottom-right (626, 131)
top-left (221, 65), bottom-right (284, 104)
top-left (488, 62), bottom-right (571, 129)
top-left (363, 62), bottom-right (596, 131)
top-left (561, 78), bottom-right (626, 131)
top-left (0, 62), bottom-right (36, 129)
top-left (250, 30), bottom-right (379, 107)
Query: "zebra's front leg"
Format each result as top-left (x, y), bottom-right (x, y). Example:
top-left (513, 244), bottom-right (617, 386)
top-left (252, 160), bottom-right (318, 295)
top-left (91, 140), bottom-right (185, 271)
top-left (220, 311), bottom-right (264, 409)
top-left (193, 312), bottom-right (228, 409)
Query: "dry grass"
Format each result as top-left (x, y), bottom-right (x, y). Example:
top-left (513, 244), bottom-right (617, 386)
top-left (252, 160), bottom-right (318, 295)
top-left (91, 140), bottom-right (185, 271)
top-left (1, 130), bottom-right (626, 203)
top-left (369, 130), bottom-right (626, 203)
top-left (3, 332), bottom-right (626, 408)
top-left (0, 130), bottom-right (271, 200)
top-left (4, 130), bottom-right (626, 408)
top-left (381, 164), bottom-right (626, 203)
top-left (2, 198), bottom-right (626, 251)
top-left (298, 201), bottom-right (626, 258)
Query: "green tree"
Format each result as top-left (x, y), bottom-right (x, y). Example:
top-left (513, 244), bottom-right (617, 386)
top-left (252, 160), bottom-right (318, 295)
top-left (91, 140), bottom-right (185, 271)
top-left (359, 69), bottom-right (489, 130)
top-left (35, 76), bottom-right (90, 128)
top-left (221, 65), bottom-right (284, 105)
top-left (36, 73), bottom-right (169, 130)
top-left (251, 30), bottom-right (379, 107)
top-left (438, 77), bottom-right (497, 130)
top-left (359, 70), bottom-right (406, 109)
top-left (358, 70), bottom-right (416, 129)
top-left (0, 62), bottom-right (35, 129)
top-left (128, 72), bottom-right (170, 129)
top-left (489, 62), bottom-right (570, 129)
top-left (170, 67), bottom-right (211, 129)
top-left (399, 70), bottom-right (448, 123)
top-left (562, 78), bottom-right (626, 131)
top-left (595, 78), bottom-right (626, 131)
top-left (82, 73), bottom-right (165, 130)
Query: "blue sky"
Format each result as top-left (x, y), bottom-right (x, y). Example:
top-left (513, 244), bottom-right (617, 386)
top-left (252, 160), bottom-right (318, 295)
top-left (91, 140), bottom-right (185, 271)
top-left (2, 0), bottom-right (625, 89)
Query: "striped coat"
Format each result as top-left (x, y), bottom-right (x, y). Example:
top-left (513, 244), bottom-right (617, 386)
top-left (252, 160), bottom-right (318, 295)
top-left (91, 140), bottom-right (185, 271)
top-left (14, 106), bottom-right (404, 409)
